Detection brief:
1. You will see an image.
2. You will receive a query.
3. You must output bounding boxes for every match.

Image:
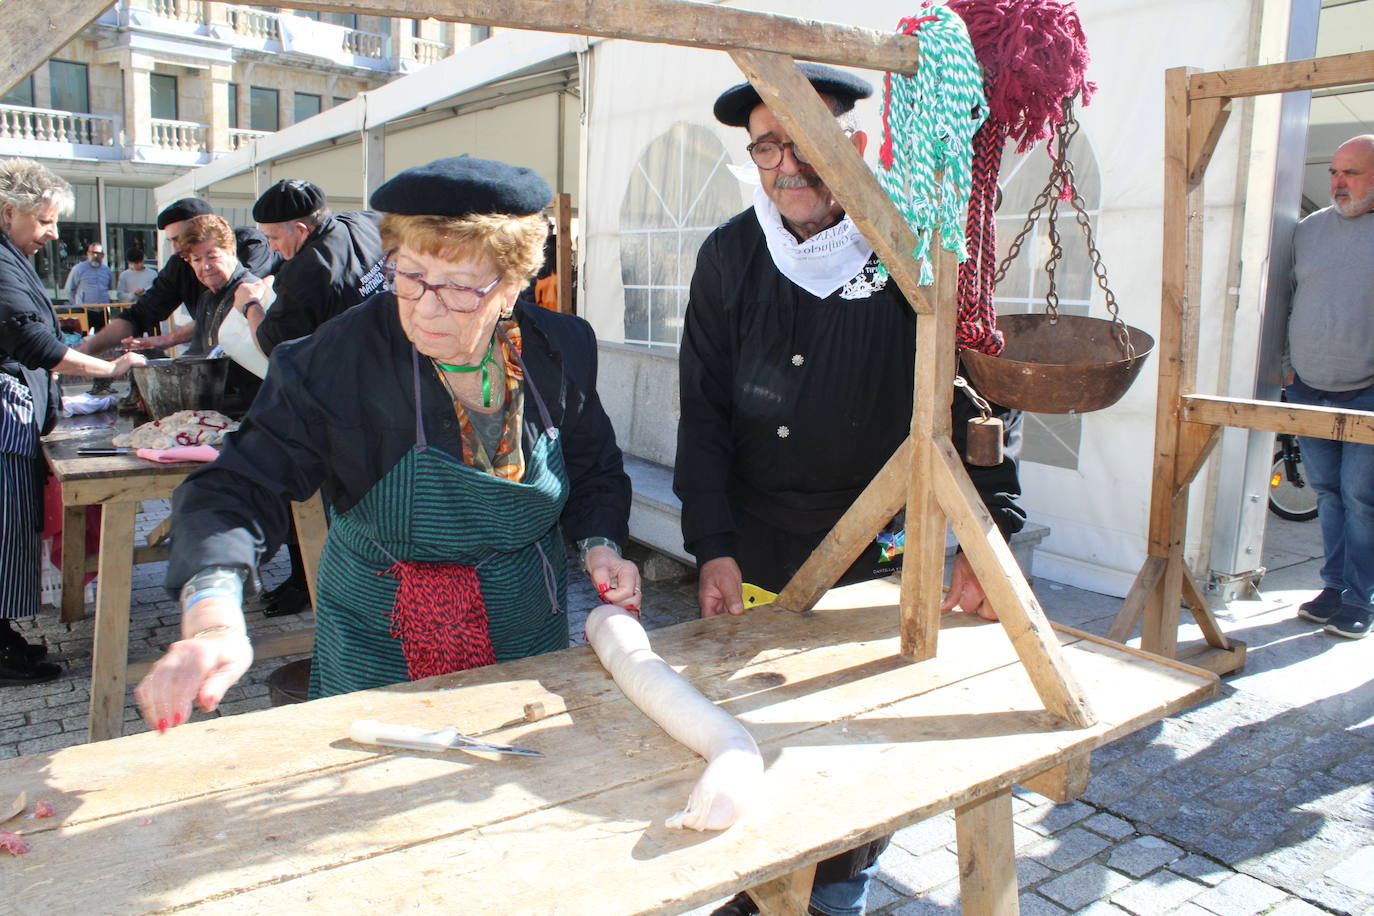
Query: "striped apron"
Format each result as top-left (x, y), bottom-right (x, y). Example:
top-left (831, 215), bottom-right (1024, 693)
top-left (0, 372), bottom-right (41, 619)
top-left (307, 347), bottom-right (570, 699)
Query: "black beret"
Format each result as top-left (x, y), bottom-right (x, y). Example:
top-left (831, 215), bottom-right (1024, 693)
top-left (156, 197), bottom-right (213, 230)
top-left (252, 178), bottom-right (327, 223)
top-left (713, 63), bottom-right (873, 128)
top-left (369, 156), bottom-right (551, 218)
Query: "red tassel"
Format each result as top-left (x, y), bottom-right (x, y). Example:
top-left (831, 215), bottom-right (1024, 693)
top-left (384, 560), bottom-right (496, 681)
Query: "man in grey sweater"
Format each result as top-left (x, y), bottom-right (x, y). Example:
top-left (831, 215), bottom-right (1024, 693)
top-left (1285, 133), bottom-right (1374, 639)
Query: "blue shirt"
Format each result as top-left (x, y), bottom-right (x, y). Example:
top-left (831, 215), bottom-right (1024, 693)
top-left (64, 260), bottom-right (112, 306)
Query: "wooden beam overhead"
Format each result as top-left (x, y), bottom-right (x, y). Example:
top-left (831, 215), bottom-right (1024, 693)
top-left (1188, 49), bottom-right (1374, 100)
top-left (272, 0), bottom-right (922, 73)
top-left (1181, 394), bottom-right (1374, 445)
top-left (0, 0), bottom-right (112, 97)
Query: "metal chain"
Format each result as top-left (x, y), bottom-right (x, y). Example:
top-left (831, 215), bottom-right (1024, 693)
top-left (952, 376), bottom-right (993, 420)
top-left (991, 96), bottom-right (1135, 362)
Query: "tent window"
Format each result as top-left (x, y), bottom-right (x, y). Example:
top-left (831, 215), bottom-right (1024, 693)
top-left (619, 122), bottom-right (740, 347)
top-left (991, 132), bottom-right (1102, 471)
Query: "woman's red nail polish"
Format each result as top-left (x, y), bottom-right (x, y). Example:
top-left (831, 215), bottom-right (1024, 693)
top-left (172, 713), bottom-right (183, 726)
top-left (157, 718), bottom-right (167, 734)
top-left (597, 584), bottom-right (609, 595)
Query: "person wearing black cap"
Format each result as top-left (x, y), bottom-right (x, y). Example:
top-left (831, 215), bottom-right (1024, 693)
top-left (134, 156), bottom-right (638, 729)
top-left (76, 198), bottom-right (281, 360)
top-left (225, 179), bottom-right (385, 618)
top-left (675, 65), bottom-right (1025, 916)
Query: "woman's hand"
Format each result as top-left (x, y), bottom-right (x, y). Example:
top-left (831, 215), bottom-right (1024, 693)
top-left (109, 352), bottom-right (148, 376)
top-left (584, 545), bottom-right (642, 611)
top-left (134, 608), bottom-right (253, 733)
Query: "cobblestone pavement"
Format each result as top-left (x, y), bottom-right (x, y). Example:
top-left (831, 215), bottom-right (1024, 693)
top-left (4, 487), bottom-right (1370, 915)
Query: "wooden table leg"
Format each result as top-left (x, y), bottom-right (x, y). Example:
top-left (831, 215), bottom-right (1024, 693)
top-left (290, 494), bottom-right (327, 609)
top-left (955, 787), bottom-right (1018, 915)
top-left (1021, 753), bottom-right (1091, 804)
top-left (747, 862), bottom-right (817, 915)
top-left (60, 505), bottom-right (87, 623)
top-left (88, 501), bottom-right (137, 742)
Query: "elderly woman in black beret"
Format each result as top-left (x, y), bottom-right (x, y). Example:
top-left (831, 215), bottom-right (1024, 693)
top-left (135, 157), bottom-right (638, 728)
top-left (0, 158), bottom-right (147, 685)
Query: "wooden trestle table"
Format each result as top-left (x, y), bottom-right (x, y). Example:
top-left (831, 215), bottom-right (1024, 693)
top-left (41, 415), bottom-right (326, 744)
top-left (0, 579), bottom-right (1215, 915)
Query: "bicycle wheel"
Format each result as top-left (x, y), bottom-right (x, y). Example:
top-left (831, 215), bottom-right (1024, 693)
top-left (1268, 453), bottom-right (1318, 522)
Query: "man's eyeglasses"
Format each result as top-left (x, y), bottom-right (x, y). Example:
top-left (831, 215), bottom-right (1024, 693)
top-left (384, 259), bottom-right (502, 314)
top-left (746, 131), bottom-right (854, 171)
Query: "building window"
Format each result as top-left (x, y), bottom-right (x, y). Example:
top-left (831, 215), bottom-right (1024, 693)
top-left (49, 60), bottom-right (89, 114)
top-left (991, 132), bottom-right (1103, 470)
top-left (619, 123), bottom-right (741, 347)
top-left (227, 83), bottom-right (238, 129)
top-left (332, 96), bottom-right (349, 108)
top-left (293, 92), bottom-right (321, 123)
top-left (1, 76), bottom-right (33, 108)
top-left (326, 13), bottom-right (358, 28)
top-left (150, 73), bottom-right (178, 121)
top-left (250, 86), bottom-right (279, 132)
top-left (470, 25), bottom-right (492, 43)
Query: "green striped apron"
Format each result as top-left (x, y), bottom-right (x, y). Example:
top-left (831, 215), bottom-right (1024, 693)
top-left (308, 345), bottom-right (570, 699)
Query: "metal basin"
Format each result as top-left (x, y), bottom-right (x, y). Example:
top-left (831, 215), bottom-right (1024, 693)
top-left (131, 356), bottom-right (229, 419)
top-left (959, 314), bottom-right (1155, 414)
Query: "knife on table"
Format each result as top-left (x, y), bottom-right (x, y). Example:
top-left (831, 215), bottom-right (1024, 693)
top-left (350, 719), bottom-right (544, 757)
top-left (77, 448), bottom-right (132, 456)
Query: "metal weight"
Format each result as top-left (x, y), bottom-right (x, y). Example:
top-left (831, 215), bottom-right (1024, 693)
top-left (965, 416), bottom-right (1004, 467)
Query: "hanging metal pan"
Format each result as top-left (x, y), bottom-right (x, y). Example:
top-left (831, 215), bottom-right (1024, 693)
top-left (958, 313), bottom-right (1154, 414)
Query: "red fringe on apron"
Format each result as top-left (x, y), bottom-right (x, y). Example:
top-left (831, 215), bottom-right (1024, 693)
top-left (384, 560), bottom-right (496, 680)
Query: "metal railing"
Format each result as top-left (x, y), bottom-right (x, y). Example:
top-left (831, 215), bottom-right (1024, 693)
top-left (227, 127), bottom-right (270, 150)
top-left (408, 36), bottom-right (451, 66)
top-left (150, 118), bottom-right (208, 152)
top-left (0, 105), bottom-right (118, 146)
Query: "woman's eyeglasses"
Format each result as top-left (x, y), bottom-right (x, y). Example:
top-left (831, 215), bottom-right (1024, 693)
top-left (384, 261), bottom-right (502, 314)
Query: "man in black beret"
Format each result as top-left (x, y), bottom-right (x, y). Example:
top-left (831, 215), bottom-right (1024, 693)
top-left (77, 198), bottom-right (282, 361)
top-left (675, 64), bottom-right (1025, 916)
top-left (223, 179), bottom-right (385, 617)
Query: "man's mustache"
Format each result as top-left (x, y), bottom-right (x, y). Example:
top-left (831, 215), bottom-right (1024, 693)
top-left (772, 173), bottom-right (822, 190)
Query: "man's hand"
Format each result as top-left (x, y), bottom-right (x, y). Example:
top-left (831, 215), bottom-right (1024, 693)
top-left (698, 556), bottom-right (745, 618)
top-left (940, 551), bottom-right (998, 620)
top-left (122, 334), bottom-right (167, 351)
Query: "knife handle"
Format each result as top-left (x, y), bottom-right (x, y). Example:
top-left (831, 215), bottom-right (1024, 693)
top-left (350, 719), bottom-right (457, 751)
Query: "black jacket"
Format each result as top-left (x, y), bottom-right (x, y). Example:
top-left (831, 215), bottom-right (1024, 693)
top-left (118, 228), bottom-right (280, 335)
top-left (256, 211), bottom-right (385, 355)
top-left (0, 232), bottom-right (66, 435)
top-left (675, 208), bottom-right (1024, 565)
top-left (166, 295), bottom-right (631, 594)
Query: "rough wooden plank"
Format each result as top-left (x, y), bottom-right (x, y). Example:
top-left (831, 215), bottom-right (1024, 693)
top-left (60, 505), bottom-right (87, 623)
top-left (1187, 97), bottom-right (1231, 186)
top-left (290, 494), bottom-right (328, 609)
top-left (146, 516), bottom-right (173, 547)
top-left (1021, 754), bottom-right (1090, 804)
top-left (1189, 49), bottom-right (1374, 100)
top-left (931, 436), bottom-right (1096, 728)
top-left (955, 788), bottom-right (1017, 915)
top-left (1181, 394), bottom-right (1374, 445)
top-left (3, 623), bottom-right (1213, 915)
top-left (0, 0), bottom-right (112, 97)
top-left (774, 439), bottom-right (913, 612)
top-left (729, 50), bottom-right (932, 315)
top-left (1107, 556), bottom-right (1166, 644)
top-left (900, 244), bottom-right (958, 659)
top-left (275, 0), bottom-right (923, 72)
top-left (87, 501), bottom-right (137, 742)
top-left (1174, 420), bottom-right (1223, 490)
top-left (83, 543), bottom-right (168, 573)
top-left (748, 864), bottom-right (817, 915)
top-left (1176, 640), bottom-right (1247, 676)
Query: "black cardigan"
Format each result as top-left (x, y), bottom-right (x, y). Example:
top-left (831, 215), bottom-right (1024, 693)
top-left (166, 295), bottom-right (631, 595)
top-left (0, 231), bottom-right (66, 435)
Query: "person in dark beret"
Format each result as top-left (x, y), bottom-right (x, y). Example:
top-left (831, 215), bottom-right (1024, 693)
top-left (76, 197), bottom-right (282, 361)
top-left (226, 179), bottom-right (386, 618)
top-left (135, 156), bottom-right (639, 726)
top-left (677, 65), bottom-right (1025, 916)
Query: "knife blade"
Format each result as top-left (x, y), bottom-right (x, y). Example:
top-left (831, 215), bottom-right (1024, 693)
top-left (349, 719), bottom-right (544, 758)
top-left (77, 448), bottom-right (132, 456)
